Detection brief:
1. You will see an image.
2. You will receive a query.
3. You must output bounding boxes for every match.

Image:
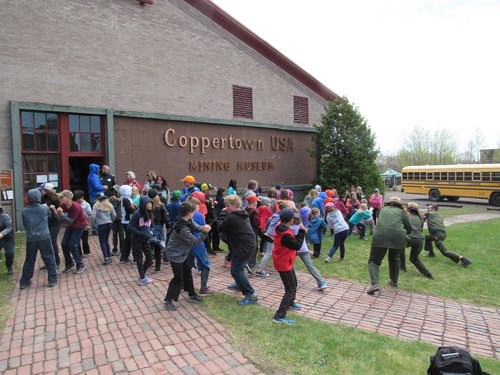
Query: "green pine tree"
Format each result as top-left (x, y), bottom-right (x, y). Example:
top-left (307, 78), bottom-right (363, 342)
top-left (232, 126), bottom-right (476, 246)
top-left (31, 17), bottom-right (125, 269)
top-left (313, 97), bottom-right (382, 194)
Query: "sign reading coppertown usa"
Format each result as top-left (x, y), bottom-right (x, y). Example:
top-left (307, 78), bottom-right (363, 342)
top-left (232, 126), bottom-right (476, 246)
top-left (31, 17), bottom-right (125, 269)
top-left (164, 128), bottom-right (295, 171)
top-left (164, 128), bottom-right (294, 154)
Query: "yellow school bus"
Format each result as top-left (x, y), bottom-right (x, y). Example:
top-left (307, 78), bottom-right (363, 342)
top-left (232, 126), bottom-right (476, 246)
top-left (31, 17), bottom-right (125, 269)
top-left (401, 164), bottom-right (500, 206)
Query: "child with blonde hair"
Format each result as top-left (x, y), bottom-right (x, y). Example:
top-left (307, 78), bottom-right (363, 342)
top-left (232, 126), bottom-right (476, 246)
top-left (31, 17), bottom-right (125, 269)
top-left (91, 193), bottom-right (116, 265)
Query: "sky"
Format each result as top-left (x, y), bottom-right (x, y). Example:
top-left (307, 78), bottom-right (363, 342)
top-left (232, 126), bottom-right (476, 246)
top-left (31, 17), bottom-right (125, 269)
top-left (210, 0), bottom-right (500, 154)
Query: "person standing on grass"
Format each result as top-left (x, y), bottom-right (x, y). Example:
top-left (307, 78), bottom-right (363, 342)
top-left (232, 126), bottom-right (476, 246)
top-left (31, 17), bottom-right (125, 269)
top-left (91, 192), bottom-right (116, 265)
top-left (56, 190), bottom-right (87, 274)
top-left (163, 201), bottom-right (211, 311)
top-left (217, 194), bottom-right (258, 306)
top-left (0, 203), bottom-right (15, 275)
top-left (423, 204), bottom-right (472, 267)
top-left (19, 189), bottom-right (58, 289)
top-left (272, 208), bottom-right (307, 325)
top-left (400, 202), bottom-right (433, 279)
top-left (307, 207), bottom-right (327, 257)
top-left (366, 196), bottom-right (411, 295)
top-left (369, 188), bottom-right (383, 225)
top-left (324, 203), bottom-right (350, 263)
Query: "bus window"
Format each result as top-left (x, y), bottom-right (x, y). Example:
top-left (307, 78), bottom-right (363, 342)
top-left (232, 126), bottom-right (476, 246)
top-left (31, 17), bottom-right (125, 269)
top-left (409, 172), bottom-right (413, 180)
top-left (427, 172), bottom-right (433, 180)
top-left (473, 172), bottom-right (480, 181)
top-left (441, 172), bottom-right (448, 181)
top-left (464, 172), bottom-right (472, 181)
top-left (449, 172), bottom-right (456, 181)
top-left (482, 172), bottom-right (491, 181)
top-left (457, 172), bottom-right (464, 181)
top-left (415, 172), bottom-right (420, 180)
top-left (434, 172), bottom-right (440, 180)
top-left (402, 172), bottom-right (407, 180)
top-left (493, 172), bottom-right (500, 182)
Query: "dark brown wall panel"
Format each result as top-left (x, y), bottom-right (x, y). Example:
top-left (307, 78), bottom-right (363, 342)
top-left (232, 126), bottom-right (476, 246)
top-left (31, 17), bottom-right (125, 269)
top-left (114, 117), bottom-right (316, 191)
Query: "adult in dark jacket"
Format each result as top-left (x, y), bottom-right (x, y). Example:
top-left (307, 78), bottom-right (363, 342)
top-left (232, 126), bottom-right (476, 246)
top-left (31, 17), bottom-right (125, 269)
top-left (99, 165), bottom-right (115, 197)
top-left (367, 196), bottom-right (412, 295)
top-left (40, 183), bottom-right (62, 268)
top-left (424, 204), bottom-right (472, 267)
top-left (400, 202), bottom-right (433, 279)
top-left (217, 195), bottom-right (258, 306)
top-left (19, 189), bottom-right (58, 288)
top-left (0, 204), bottom-right (15, 274)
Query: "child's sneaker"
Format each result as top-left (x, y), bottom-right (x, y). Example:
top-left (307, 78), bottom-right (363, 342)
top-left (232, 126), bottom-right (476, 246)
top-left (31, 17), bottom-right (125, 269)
top-left (316, 282), bottom-right (328, 291)
top-left (289, 302), bottom-right (302, 310)
top-left (255, 270), bottom-right (270, 277)
top-left (272, 317), bottom-right (296, 325)
top-left (238, 294), bottom-right (258, 306)
top-left (137, 277), bottom-right (153, 286)
top-left (199, 287), bottom-right (215, 296)
top-left (163, 299), bottom-right (176, 311)
top-left (187, 294), bottom-right (203, 303)
top-left (324, 256), bottom-right (331, 263)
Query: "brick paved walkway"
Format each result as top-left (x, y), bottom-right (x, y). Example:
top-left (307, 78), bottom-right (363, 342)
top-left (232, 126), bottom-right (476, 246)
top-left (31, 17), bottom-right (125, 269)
top-left (1, 230), bottom-right (499, 374)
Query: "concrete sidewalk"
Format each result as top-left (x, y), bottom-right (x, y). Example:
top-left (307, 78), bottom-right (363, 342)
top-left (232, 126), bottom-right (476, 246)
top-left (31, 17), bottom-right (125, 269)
top-left (1, 221), bottom-right (499, 373)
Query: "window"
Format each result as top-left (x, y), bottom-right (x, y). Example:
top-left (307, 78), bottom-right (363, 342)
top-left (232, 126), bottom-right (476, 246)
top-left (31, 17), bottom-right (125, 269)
top-left (293, 96), bottom-right (309, 124)
top-left (441, 172), bottom-right (448, 181)
top-left (464, 172), bottom-right (472, 181)
top-left (449, 172), bottom-right (456, 181)
top-left (21, 111), bottom-right (59, 151)
top-left (433, 172), bottom-right (440, 180)
top-left (232, 85), bottom-right (253, 119)
top-left (427, 172), bottom-right (433, 180)
top-left (456, 172), bottom-right (464, 181)
top-left (482, 172), bottom-right (491, 182)
top-left (473, 172), bottom-right (480, 181)
top-left (493, 172), bottom-right (500, 182)
top-left (69, 114), bottom-right (103, 152)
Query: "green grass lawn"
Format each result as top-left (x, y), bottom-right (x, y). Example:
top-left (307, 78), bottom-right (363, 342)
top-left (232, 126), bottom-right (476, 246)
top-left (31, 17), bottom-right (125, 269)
top-left (0, 233), bottom-right (24, 332)
top-left (201, 218), bottom-right (500, 375)
top-left (2, 220), bottom-right (499, 375)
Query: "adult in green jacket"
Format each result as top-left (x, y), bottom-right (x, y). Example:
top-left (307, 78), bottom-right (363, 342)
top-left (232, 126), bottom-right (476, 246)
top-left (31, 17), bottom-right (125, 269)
top-left (400, 202), bottom-right (433, 279)
top-left (424, 204), bottom-right (472, 267)
top-left (367, 196), bottom-right (411, 295)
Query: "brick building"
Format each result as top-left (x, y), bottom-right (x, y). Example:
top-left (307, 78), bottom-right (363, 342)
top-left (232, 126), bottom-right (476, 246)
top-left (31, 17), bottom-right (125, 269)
top-left (0, 0), bottom-right (337, 227)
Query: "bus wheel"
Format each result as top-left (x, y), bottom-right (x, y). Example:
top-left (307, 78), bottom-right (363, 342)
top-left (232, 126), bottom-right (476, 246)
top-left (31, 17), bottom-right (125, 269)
top-left (447, 196), bottom-right (460, 202)
top-left (489, 193), bottom-right (500, 206)
top-left (429, 189), bottom-right (441, 201)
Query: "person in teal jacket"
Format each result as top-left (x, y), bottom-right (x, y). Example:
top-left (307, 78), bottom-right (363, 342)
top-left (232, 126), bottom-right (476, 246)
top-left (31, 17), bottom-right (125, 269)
top-left (307, 207), bottom-right (327, 257)
top-left (367, 196), bottom-right (411, 295)
top-left (348, 203), bottom-right (373, 240)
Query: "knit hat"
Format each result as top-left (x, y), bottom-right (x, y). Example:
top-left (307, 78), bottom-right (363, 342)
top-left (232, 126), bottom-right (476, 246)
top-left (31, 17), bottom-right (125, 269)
top-left (38, 182), bottom-right (54, 191)
top-left (201, 183), bottom-right (211, 192)
top-left (325, 202), bottom-right (334, 210)
top-left (407, 202), bottom-right (419, 209)
top-left (96, 192), bottom-right (108, 201)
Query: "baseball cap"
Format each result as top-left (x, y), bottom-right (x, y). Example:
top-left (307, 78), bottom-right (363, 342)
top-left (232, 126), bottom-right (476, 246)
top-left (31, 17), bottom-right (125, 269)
top-left (38, 182), bottom-right (54, 191)
top-left (325, 202), bottom-right (334, 210)
top-left (96, 192), bottom-right (108, 200)
top-left (247, 195), bottom-right (261, 203)
top-left (279, 208), bottom-right (300, 222)
top-left (181, 175), bottom-right (195, 184)
top-left (201, 183), bottom-right (211, 192)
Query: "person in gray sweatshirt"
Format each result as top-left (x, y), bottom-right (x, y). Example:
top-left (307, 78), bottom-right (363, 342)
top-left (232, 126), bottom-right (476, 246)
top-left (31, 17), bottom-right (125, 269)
top-left (0, 204), bottom-right (15, 274)
top-left (19, 189), bottom-right (58, 289)
top-left (163, 201), bottom-right (211, 311)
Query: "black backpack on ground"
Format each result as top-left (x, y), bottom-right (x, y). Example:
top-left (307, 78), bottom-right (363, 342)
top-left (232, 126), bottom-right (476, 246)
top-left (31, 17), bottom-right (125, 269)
top-left (427, 346), bottom-right (490, 375)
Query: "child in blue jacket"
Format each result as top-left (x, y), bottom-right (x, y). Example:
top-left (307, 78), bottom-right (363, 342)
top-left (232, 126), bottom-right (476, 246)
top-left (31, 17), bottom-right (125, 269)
top-left (307, 207), bottom-right (327, 257)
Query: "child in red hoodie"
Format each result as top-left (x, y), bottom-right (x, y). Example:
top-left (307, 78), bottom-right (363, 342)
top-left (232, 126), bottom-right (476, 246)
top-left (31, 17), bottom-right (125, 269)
top-left (272, 208), bottom-right (307, 325)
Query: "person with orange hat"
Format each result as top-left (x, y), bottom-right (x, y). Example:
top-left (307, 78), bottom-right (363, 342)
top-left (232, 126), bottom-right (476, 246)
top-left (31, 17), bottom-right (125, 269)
top-left (180, 175), bottom-right (200, 201)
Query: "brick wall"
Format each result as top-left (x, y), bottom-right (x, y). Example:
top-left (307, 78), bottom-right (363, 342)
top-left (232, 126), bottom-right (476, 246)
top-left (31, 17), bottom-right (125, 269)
top-left (0, 0), bottom-right (328, 170)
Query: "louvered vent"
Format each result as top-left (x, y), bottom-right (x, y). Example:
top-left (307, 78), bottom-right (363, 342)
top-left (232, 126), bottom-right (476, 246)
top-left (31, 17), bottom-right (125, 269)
top-left (294, 96), bottom-right (309, 124)
top-left (233, 85), bottom-right (253, 119)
